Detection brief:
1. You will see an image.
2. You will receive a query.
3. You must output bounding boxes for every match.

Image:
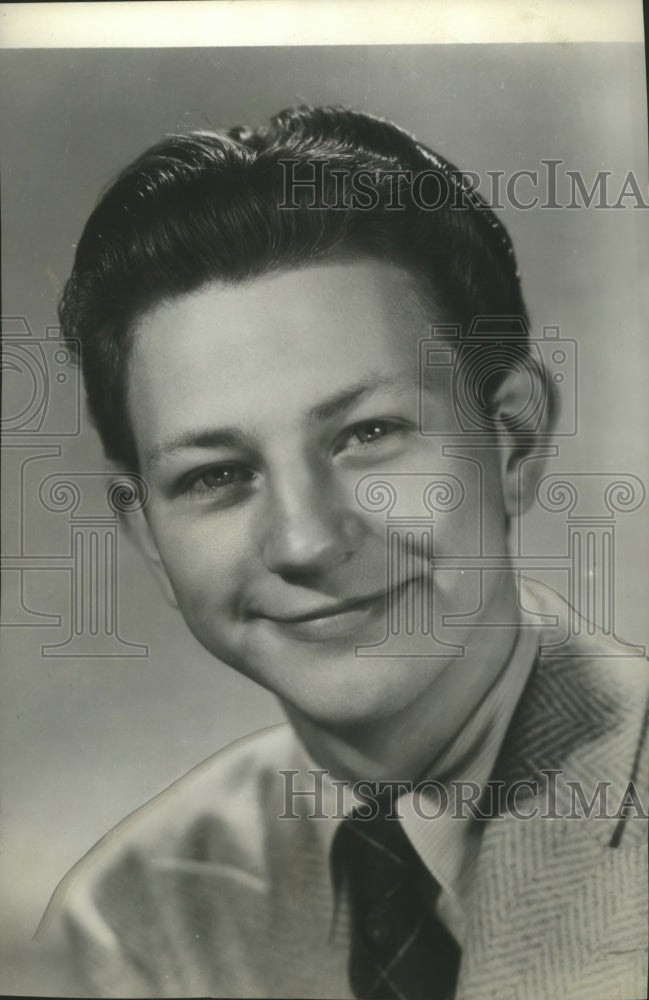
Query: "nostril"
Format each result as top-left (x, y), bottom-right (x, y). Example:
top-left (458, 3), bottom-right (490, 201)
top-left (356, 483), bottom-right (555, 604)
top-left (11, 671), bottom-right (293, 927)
top-left (262, 532), bottom-right (356, 579)
top-left (258, 478), bottom-right (366, 577)
top-left (260, 512), bottom-right (363, 578)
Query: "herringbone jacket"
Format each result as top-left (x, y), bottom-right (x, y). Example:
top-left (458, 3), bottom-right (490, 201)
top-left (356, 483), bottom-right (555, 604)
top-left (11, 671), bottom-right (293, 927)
top-left (39, 579), bottom-right (649, 999)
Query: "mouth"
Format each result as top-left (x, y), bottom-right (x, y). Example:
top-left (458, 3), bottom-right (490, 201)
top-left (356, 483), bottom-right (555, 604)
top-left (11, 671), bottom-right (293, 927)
top-left (252, 580), bottom-right (414, 643)
top-left (268, 590), bottom-right (388, 624)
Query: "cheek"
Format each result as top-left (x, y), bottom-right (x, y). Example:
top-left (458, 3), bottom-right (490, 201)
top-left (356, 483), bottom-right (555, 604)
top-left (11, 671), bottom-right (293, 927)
top-left (148, 508), bottom-right (252, 613)
top-left (431, 453), bottom-right (508, 551)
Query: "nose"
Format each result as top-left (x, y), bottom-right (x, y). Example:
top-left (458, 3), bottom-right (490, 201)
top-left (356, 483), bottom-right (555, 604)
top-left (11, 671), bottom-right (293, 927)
top-left (259, 465), bottom-right (364, 579)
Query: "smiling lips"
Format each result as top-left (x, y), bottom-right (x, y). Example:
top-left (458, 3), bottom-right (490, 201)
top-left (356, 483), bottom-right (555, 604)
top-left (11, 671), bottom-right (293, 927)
top-left (252, 581), bottom-right (414, 643)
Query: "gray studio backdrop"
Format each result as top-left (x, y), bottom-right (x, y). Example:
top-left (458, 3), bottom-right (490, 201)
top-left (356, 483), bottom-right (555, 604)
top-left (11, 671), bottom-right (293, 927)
top-left (1, 44), bottom-right (648, 994)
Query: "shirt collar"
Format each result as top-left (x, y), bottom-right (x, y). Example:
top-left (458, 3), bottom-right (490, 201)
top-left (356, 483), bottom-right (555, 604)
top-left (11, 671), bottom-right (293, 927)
top-left (399, 599), bottom-right (540, 940)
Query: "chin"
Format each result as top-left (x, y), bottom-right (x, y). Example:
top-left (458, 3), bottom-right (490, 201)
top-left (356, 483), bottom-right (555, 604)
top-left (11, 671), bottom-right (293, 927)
top-left (285, 691), bottom-right (402, 731)
top-left (277, 654), bottom-right (442, 727)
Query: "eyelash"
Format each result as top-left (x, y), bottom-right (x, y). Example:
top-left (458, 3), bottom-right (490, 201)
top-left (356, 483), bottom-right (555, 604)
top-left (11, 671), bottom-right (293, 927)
top-left (334, 418), bottom-right (406, 454)
top-left (181, 464), bottom-right (256, 498)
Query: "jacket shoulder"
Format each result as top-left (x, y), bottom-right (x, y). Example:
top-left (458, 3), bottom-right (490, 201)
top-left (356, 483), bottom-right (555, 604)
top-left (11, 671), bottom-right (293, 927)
top-left (38, 722), bottom-right (295, 938)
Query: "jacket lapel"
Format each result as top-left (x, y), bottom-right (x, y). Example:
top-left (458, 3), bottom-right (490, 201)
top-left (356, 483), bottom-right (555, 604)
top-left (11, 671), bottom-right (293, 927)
top-left (455, 626), bottom-right (649, 1000)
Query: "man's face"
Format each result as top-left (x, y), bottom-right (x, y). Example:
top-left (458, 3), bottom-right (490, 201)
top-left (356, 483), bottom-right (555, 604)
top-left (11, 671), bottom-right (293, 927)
top-left (129, 260), bottom-right (513, 728)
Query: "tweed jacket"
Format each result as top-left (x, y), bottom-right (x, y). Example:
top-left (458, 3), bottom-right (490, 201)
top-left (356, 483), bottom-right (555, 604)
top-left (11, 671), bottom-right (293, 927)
top-left (39, 580), bottom-right (649, 1000)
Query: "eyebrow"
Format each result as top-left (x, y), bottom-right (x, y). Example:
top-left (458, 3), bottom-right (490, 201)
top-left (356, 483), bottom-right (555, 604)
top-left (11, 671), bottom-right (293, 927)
top-left (144, 372), bottom-right (421, 469)
top-left (306, 373), bottom-right (418, 422)
top-left (144, 428), bottom-right (258, 470)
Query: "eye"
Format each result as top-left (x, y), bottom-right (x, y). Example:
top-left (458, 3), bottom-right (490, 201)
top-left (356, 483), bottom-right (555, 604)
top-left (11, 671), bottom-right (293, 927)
top-left (334, 418), bottom-right (409, 457)
top-left (182, 463), bottom-right (255, 498)
top-left (352, 421), bottom-right (391, 445)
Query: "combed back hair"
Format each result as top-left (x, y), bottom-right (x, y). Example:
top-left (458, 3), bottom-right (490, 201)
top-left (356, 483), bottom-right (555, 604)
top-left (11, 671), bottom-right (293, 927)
top-left (59, 105), bottom-right (530, 469)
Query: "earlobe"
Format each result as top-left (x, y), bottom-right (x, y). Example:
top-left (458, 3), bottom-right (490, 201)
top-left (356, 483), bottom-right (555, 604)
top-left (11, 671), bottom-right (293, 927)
top-left (500, 440), bottom-right (552, 518)
top-left (492, 365), bottom-right (558, 518)
top-left (120, 506), bottom-right (179, 608)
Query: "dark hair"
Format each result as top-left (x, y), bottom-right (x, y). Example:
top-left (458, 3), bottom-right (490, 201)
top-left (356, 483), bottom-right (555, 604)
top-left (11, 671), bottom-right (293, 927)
top-left (60, 105), bottom-right (529, 469)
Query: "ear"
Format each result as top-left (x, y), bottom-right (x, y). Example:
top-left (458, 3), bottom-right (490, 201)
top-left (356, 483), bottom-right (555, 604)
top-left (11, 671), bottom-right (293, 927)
top-left (119, 505), bottom-right (179, 608)
top-left (491, 362), bottom-right (559, 517)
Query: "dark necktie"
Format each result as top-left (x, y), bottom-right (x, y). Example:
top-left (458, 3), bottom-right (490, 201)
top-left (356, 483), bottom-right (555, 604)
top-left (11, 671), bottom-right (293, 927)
top-left (331, 796), bottom-right (461, 1000)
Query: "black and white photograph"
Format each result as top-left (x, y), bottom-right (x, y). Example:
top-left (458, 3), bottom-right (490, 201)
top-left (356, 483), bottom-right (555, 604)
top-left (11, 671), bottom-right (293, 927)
top-left (1, 3), bottom-right (648, 998)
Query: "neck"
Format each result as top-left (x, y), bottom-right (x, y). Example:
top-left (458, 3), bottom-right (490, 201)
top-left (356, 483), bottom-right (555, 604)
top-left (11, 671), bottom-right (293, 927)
top-left (282, 572), bottom-right (521, 784)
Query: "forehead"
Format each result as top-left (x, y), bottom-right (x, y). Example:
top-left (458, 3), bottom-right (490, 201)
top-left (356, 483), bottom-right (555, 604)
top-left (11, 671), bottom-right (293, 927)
top-left (127, 259), bottom-right (435, 455)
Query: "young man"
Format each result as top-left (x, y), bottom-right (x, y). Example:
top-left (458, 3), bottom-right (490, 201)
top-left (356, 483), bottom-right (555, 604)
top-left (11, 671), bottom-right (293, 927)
top-left (40, 107), bottom-right (648, 999)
